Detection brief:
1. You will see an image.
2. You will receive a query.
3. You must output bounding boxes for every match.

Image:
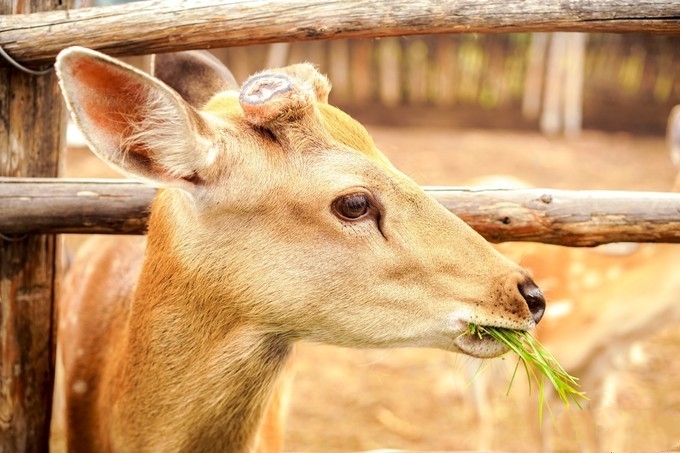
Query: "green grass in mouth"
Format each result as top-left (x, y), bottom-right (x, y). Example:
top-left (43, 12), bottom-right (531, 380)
top-left (468, 324), bottom-right (589, 420)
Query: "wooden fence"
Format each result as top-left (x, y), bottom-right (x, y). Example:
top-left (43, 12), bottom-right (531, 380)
top-left (2, 1), bottom-right (679, 65)
top-left (1, 1), bottom-right (680, 451)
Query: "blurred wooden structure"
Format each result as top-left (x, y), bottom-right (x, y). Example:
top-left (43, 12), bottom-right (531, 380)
top-left (213, 33), bottom-right (680, 135)
top-left (1, 2), bottom-right (77, 452)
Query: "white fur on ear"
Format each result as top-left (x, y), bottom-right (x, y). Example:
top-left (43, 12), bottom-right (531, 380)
top-left (56, 46), bottom-right (218, 189)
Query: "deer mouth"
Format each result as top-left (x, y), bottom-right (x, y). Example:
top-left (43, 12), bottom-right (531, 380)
top-left (450, 320), bottom-right (518, 359)
top-left (454, 327), bottom-right (510, 358)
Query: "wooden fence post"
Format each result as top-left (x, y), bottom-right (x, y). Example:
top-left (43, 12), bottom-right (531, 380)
top-left (0, 1), bottom-right (71, 450)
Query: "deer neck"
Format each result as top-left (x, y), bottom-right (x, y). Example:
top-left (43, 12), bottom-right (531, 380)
top-left (109, 193), bottom-right (293, 452)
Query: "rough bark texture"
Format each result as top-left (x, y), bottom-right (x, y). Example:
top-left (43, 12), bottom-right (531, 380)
top-left (430, 187), bottom-right (680, 246)
top-left (0, 179), bottom-right (154, 235)
top-left (0, 0), bottom-right (679, 66)
top-left (0, 1), bottom-right (70, 450)
top-left (2, 179), bottom-right (680, 246)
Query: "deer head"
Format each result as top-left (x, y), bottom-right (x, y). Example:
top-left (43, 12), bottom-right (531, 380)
top-left (56, 47), bottom-right (544, 360)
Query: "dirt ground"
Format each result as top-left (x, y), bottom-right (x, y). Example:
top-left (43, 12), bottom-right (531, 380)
top-left (64, 126), bottom-right (680, 452)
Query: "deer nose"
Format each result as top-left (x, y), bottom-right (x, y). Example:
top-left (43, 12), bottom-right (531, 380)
top-left (518, 278), bottom-right (546, 324)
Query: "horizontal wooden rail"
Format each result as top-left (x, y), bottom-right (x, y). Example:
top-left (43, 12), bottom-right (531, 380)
top-left (2, 178), bottom-right (680, 246)
top-left (0, 178), bottom-right (153, 235)
top-left (1, 0), bottom-right (679, 66)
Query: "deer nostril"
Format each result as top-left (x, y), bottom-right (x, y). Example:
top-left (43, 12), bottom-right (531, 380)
top-left (518, 278), bottom-right (546, 324)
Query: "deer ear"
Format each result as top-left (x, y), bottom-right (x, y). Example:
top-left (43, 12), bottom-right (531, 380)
top-left (55, 46), bottom-right (218, 189)
top-left (151, 50), bottom-right (239, 108)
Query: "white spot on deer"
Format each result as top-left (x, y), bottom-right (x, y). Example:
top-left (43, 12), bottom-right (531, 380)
top-left (605, 265), bottom-right (624, 281)
top-left (628, 342), bottom-right (649, 367)
top-left (582, 270), bottom-right (603, 289)
top-left (72, 380), bottom-right (88, 394)
top-left (544, 299), bottom-right (573, 320)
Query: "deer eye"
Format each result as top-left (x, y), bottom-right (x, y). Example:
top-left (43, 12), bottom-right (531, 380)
top-left (333, 193), bottom-right (370, 220)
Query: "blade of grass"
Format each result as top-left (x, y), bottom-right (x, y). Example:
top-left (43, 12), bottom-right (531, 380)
top-left (469, 324), bottom-right (589, 417)
top-left (507, 358), bottom-right (521, 397)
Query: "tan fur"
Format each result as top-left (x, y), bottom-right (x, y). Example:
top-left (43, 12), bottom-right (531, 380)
top-left (54, 47), bottom-right (543, 452)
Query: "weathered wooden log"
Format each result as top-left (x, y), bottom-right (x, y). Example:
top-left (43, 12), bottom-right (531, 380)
top-left (0, 0), bottom-right (76, 449)
top-left (1, 0), bottom-right (679, 66)
top-left (0, 178), bottom-right (154, 235)
top-left (2, 178), bottom-right (680, 247)
top-left (429, 187), bottom-right (680, 246)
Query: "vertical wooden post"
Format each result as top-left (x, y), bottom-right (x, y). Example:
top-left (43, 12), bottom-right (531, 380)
top-left (522, 33), bottom-right (549, 121)
top-left (563, 33), bottom-right (586, 138)
top-left (327, 40), bottom-right (350, 102)
top-left (350, 39), bottom-right (374, 104)
top-left (431, 37), bottom-right (456, 106)
top-left (405, 39), bottom-right (429, 105)
top-left (377, 38), bottom-right (402, 107)
top-left (0, 1), bottom-right (69, 451)
top-left (541, 33), bottom-right (565, 135)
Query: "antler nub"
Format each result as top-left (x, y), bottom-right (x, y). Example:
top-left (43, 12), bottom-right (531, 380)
top-left (241, 73), bottom-right (293, 106)
top-left (239, 72), bottom-right (314, 126)
top-left (238, 63), bottom-right (331, 128)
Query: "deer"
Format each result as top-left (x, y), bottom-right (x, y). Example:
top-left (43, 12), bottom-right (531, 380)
top-left (51, 46), bottom-right (546, 452)
top-left (462, 104), bottom-right (680, 452)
